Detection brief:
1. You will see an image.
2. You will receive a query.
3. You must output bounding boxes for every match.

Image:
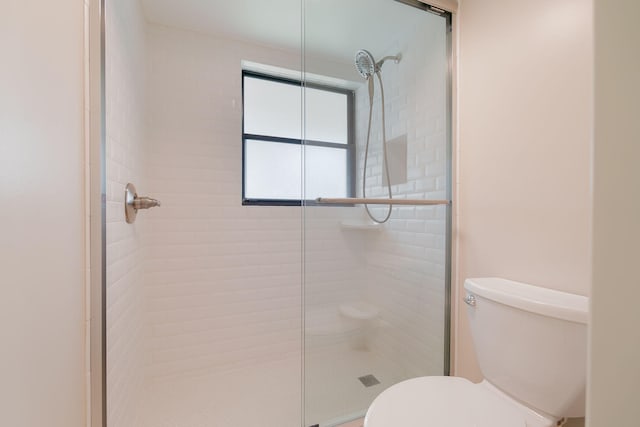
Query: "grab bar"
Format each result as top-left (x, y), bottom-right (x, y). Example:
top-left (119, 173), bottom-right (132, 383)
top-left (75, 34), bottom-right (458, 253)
top-left (315, 197), bottom-right (450, 206)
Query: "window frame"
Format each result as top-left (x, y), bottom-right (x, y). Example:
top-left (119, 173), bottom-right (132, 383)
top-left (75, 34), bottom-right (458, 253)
top-left (241, 70), bottom-right (356, 206)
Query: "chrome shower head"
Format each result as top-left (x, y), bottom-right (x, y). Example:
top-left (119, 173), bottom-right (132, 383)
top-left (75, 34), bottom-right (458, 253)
top-left (355, 49), bottom-right (377, 78)
top-left (355, 49), bottom-right (402, 79)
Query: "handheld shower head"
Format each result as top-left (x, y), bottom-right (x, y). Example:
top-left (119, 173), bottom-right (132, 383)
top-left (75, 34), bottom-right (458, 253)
top-left (355, 49), bottom-right (402, 79)
top-left (355, 49), bottom-right (377, 78)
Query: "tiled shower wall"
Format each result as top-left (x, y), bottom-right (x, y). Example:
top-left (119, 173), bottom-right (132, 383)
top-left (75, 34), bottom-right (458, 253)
top-left (143, 23), bottom-right (368, 383)
top-left (144, 25), bottom-right (306, 382)
top-left (355, 16), bottom-right (449, 377)
top-left (106, 7), bottom-right (449, 423)
top-left (105, 0), bottom-right (148, 426)
top-left (303, 206), bottom-right (368, 338)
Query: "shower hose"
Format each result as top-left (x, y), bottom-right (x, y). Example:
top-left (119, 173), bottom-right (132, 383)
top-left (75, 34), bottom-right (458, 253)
top-left (362, 71), bottom-right (393, 224)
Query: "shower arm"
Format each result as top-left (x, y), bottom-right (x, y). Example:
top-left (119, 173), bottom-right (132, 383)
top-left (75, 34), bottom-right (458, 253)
top-left (376, 54), bottom-right (402, 69)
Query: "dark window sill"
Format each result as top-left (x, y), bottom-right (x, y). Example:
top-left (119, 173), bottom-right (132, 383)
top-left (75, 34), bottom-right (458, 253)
top-left (242, 198), bottom-right (354, 207)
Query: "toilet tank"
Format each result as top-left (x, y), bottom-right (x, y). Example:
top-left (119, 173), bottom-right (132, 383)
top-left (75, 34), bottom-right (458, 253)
top-left (464, 278), bottom-right (588, 418)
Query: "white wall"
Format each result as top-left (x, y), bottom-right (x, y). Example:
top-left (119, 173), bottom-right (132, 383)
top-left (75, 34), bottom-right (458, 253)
top-left (0, 1), bottom-right (86, 426)
top-left (589, 0), bottom-right (640, 425)
top-left (456, 0), bottom-right (593, 381)
top-left (105, 0), bottom-right (148, 426)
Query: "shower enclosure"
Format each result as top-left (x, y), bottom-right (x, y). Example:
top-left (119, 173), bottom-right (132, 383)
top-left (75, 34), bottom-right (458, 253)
top-left (101, 0), bottom-right (451, 426)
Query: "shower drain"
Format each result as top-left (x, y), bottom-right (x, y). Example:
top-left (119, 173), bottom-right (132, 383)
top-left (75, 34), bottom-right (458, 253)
top-left (358, 374), bottom-right (381, 387)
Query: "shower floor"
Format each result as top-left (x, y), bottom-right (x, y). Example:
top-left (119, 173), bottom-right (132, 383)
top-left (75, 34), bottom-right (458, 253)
top-left (305, 346), bottom-right (404, 426)
top-left (136, 346), bottom-right (403, 427)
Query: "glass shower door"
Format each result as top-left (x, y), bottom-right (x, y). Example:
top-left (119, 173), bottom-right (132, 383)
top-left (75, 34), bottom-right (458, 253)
top-left (302, 1), bottom-right (452, 425)
top-left (104, 1), bottom-right (306, 426)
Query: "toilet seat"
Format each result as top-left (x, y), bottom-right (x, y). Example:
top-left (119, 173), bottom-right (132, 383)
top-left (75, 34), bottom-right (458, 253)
top-left (364, 376), bottom-right (526, 427)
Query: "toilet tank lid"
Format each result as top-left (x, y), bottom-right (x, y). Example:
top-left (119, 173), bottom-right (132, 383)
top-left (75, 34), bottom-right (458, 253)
top-left (464, 278), bottom-right (589, 324)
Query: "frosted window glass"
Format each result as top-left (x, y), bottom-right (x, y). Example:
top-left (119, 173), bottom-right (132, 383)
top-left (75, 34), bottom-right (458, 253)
top-left (245, 140), bottom-right (348, 201)
top-left (305, 88), bottom-right (348, 144)
top-left (243, 73), bottom-right (352, 202)
top-left (244, 77), bottom-right (302, 139)
top-left (304, 145), bottom-right (348, 199)
top-left (245, 140), bottom-right (302, 200)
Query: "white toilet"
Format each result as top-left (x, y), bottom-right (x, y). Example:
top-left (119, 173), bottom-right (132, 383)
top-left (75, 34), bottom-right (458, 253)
top-left (364, 277), bottom-right (588, 427)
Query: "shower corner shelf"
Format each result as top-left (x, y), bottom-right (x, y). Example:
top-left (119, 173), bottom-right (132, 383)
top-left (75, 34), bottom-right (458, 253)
top-left (340, 220), bottom-right (384, 231)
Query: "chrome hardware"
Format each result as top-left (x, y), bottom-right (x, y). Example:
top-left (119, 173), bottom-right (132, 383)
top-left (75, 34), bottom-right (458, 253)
top-left (464, 293), bottom-right (476, 307)
top-left (125, 183), bottom-right (161, 224)
top-left (316, 197), bottom-right (450, 206)
top-left (133, 196), bottom-right (160, 210)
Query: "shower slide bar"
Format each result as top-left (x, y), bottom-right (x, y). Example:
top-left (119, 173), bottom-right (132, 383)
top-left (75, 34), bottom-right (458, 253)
top-left (315, 197), bottom-right (450, 206)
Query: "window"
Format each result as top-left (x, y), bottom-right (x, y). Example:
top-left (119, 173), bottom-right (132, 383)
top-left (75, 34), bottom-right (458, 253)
top-left (242, 71), bottom-right (354, 205)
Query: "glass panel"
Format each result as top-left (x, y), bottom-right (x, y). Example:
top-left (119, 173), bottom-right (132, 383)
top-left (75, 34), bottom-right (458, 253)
top-left (244, 76), bottom-right (302, 139)
top-left (305, 88), bottom-right (348, 144)
top-left (304, 145), bottom-right (348, 199)
top-left (303, 0), bottom-right (450, 425)
top-left (106, 1), bottom-right (305, 427)
top-left (245, 140), bottom-right (301, 200)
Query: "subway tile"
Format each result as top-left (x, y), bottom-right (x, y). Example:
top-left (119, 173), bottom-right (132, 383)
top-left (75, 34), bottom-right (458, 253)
top-left (107, 14), bottom-right (448, 424)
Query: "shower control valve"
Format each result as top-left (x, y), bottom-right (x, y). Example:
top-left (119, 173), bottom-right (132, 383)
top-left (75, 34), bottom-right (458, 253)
top-left (133, 196), bottom-right (161, 210)
top-left (125, 183), bottom-right (161, 224)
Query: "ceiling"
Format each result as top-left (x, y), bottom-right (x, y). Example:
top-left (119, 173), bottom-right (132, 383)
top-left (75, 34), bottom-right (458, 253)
top-left (140, 0), bottom-right (437, 64)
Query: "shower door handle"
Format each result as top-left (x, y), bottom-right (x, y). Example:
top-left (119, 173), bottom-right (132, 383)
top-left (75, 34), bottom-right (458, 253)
top-left (125, 183), bottom-right (161, 224)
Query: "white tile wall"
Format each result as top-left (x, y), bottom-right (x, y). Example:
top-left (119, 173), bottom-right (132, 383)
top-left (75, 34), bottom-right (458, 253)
top-left (106, 8), bottom-right (449, 426)
top-left (355, 15), bottom-right (449, 378)
top-left (144, 25), bottom-right (306, 383)
top-left (105, 1), bottom-right (147, 426)
top-left (303, 206), bottom-right (368, 312)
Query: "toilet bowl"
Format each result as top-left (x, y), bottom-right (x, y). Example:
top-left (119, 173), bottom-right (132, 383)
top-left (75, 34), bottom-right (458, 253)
top-left (365, 377), bottom-right (555, 427)
top-left (364, 277), bottom-right (588, 427)
top-left (365, 378), bottom-right (525, 427)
